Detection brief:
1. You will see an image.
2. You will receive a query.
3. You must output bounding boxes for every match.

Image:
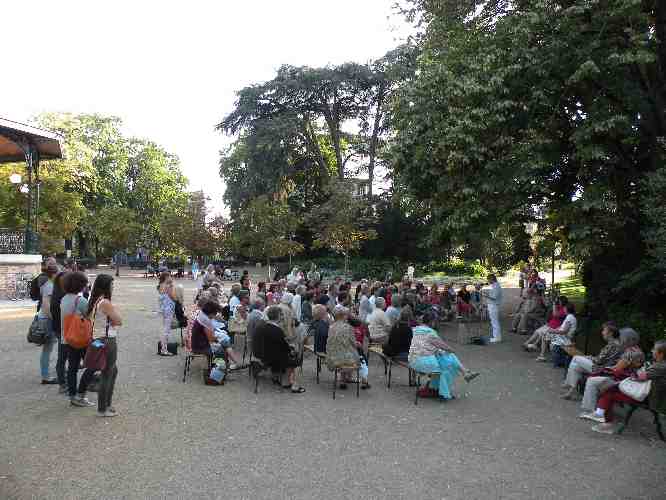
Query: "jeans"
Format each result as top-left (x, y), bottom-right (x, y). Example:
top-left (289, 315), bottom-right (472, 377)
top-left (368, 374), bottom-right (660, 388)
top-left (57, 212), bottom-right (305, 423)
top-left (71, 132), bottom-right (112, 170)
top-left (98, 338), bottom-right (118, 413)
top-left (581, 376), bottom-right (615, 412)
top-left (565, 355), bottom-right (594, 388)
top-left (40, 320), bottom-right (56, 379)
top-left (487, 303), bottom-right (501, 341)
top-left (65, 345), bottom-right (96, 397)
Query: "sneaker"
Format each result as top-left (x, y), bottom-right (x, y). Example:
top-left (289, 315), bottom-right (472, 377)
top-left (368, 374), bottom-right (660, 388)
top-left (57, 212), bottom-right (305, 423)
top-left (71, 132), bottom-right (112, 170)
top-left (97, 409), bottom-right (118, 417)
top-left (464, 371), bottom-right (480, 383)
top-left (591, 423), bottom-right (617, 435)
top-left (70, 396), bottom-right (95, 407)
top-left (41, 378), bottom-right (58, 385)
top-left (535, 356), bottom-right (547, 362)
top-left (561, 389), bottom-right (580, 401)
top-left (579, 412), bottom-right (605, 423)
top-left (525, 344), bottom-right (536, 351)
top-left (489, 338), bottom-right (501, 344)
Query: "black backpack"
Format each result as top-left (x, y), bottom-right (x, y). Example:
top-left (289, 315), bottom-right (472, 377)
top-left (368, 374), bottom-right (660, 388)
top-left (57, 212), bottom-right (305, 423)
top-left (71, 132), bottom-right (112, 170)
top-left (29, 274), bottom-right (45, 301)
top-left (174, 301), bottom-right (188, 328)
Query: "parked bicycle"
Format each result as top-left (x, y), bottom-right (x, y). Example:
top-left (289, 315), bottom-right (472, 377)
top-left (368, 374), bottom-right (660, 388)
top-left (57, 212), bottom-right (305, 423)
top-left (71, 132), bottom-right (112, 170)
top-left (7, 272), bottom-right (31, 301)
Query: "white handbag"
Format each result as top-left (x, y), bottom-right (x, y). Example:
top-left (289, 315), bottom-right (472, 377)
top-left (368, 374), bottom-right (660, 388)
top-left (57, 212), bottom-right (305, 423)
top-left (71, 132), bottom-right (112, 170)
top-left (618, 378), bottom-right (652, 402)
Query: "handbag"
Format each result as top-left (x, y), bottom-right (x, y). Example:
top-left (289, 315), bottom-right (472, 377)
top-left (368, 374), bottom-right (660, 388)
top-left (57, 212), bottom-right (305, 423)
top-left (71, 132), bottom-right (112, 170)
top-left (83, 302), bottom-right (109, 371)
top-left (27, 315), bottom-right (50, 345)
top-left (618, 378), bottom-right (652, 402)
top-left (63, 296), bottom-right (93, 349)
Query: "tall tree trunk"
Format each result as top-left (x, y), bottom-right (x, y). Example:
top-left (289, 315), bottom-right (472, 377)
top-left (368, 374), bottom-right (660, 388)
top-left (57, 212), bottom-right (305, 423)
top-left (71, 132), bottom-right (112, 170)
top-left (367, 85), bottom-right (386, 198)
top-left (302, 117), bottom-right (329, 180)
top-left (323, 111), bottom-right (344, 179)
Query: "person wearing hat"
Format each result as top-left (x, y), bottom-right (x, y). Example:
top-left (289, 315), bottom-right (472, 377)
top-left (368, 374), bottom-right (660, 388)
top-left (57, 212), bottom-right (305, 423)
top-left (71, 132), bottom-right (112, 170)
top-left (37, 261), bottom-right (60, 384)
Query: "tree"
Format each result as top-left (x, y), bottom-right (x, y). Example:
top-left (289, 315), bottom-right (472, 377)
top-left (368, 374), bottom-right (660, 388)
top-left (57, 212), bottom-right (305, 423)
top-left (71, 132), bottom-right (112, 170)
top-left (92, 206), bottom-right (142, 275)
top-left (305, 180), bottom-right (377, 275)
top-left (391, 0), bottom-right (666, 320)
top-left (229, 195), bottom-right (303, 280)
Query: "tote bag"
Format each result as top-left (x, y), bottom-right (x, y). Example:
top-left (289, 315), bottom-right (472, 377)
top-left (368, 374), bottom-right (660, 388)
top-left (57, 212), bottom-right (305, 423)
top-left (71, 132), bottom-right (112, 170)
top-left (618, 378), bottom-right (652, 402)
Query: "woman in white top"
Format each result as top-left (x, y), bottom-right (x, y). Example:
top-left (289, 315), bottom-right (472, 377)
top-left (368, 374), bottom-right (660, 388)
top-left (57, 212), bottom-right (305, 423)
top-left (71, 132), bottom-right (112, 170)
top-left (87, 274), bottom-right (123, 417)
top-left (537, 303), bottom-right (577, 362)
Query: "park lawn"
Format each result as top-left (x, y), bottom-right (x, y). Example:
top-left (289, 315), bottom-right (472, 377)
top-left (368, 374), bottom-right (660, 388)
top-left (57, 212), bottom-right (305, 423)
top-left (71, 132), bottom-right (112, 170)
top-left (558, 274), bottom-right (585, 309)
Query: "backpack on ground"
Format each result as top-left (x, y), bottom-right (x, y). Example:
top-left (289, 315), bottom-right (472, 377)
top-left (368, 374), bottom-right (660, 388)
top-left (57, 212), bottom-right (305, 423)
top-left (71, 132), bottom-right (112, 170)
top-left (63, 297), bottom-right (93, 349)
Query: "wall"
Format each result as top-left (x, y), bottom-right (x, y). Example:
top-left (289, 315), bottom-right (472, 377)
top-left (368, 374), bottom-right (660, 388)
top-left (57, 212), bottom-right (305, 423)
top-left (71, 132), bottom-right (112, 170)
top-left (0, 255), bottom-right (42, 299)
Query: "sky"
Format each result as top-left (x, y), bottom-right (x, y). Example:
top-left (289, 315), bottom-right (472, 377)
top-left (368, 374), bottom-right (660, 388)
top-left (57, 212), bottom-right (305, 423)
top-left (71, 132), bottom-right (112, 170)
top-left (2, 0), bottom-right (411, 216)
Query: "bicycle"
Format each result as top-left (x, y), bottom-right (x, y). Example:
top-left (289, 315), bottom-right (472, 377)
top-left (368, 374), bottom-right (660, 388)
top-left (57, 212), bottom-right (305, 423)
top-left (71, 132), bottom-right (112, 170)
top-left (7, 272), bottom-right (31, 301)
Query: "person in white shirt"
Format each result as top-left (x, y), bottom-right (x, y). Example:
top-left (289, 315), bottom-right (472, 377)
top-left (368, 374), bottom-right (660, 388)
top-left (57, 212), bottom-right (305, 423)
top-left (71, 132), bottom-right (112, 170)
top-left (358, 285), bottom-right (373, 323)
top-left (483, 274), bottom-right (503, 343)
top-left (291, 285), bottom-right (306, 323)
top-left (537, 303), bottom-right (577, 361)
top-left (228, 284), bottom-right (241, 316)
top-left (367, 297), bottom-right (392, 344)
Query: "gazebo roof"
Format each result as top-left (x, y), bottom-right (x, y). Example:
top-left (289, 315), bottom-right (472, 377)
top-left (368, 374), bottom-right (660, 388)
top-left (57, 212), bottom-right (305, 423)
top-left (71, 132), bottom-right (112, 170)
top-left (0, 118), bottom-right (63, 164)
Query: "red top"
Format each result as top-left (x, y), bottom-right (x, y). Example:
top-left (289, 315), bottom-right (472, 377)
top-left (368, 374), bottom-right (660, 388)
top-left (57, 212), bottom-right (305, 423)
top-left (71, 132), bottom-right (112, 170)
top-left (547, 305), bottom-right (567, 329)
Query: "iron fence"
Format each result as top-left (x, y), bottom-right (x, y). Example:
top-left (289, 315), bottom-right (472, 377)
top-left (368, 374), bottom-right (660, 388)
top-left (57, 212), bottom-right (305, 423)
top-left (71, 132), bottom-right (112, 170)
top-left (0, 229), bottom-right (25, 254)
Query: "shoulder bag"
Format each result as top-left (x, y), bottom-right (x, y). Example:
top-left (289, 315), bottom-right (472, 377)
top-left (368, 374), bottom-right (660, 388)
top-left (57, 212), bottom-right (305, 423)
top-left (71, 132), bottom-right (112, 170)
top-left (63, 296), bottom-right (93, 349)
top-left (618, 378), bottom-right (652, 402)
top-left (83, 300), bottom-right (108, 371)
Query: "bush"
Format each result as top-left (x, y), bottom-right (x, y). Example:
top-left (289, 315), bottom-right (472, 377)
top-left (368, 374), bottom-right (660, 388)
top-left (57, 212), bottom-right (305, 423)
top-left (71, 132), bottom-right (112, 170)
top-left (421, 258), bottom-right (488, 278)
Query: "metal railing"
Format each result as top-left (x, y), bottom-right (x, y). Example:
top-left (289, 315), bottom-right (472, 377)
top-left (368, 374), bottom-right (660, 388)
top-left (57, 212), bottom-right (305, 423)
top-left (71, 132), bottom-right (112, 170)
top-left (0, 228), bottom-right (25, 254)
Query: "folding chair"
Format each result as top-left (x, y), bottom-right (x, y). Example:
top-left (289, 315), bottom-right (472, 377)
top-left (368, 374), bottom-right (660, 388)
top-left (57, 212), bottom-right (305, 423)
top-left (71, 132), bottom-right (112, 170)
top-left (332, 364), bottom-right (360, 400)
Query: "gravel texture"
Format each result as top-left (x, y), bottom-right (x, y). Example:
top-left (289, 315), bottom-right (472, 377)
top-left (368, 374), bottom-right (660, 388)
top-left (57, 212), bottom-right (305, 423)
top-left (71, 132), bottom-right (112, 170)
top-left (0, 275), bottom-right (664, 500)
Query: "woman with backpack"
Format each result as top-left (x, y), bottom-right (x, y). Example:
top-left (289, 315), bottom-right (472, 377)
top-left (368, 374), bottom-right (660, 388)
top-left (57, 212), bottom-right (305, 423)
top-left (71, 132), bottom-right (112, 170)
top-left (37, 261), bottom-right (59, 384)
top-left (87, 274), bottom-right (123, 417)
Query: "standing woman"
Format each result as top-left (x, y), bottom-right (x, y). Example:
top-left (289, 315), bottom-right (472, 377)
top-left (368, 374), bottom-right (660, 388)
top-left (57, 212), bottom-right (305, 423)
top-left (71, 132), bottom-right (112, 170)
top-left (157, 271), bottom-right (176, 356)
top-left (88, 274), bottom-right (123, 417)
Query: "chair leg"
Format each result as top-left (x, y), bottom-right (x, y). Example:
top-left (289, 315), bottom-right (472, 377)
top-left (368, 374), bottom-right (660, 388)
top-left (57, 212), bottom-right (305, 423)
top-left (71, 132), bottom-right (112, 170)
top-left (356, 367), bottom-right (360, 398)
top-left (182, 355), bottom-right (189, 382)
top-left (387, 361), bottom-right (393, 389)
top-left (415, 374), bottom-right (420, 406)
top-left (652, 410), bottom-right (665, 441)
top-left (242, 340), bottom-right (247, 366)
top-left (253, 365), bottom-right (259, 394)
top-left (316, 356), bottom-right (321, 384)
top-left (180, 328), bottom-right (184, 347)
top-left (333, 368), bottom-right (337, 400)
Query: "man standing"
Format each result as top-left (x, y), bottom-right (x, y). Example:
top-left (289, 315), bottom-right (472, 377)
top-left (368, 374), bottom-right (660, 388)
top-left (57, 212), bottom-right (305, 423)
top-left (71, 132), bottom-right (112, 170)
top-left (484, 274), bottom-right (503, 343)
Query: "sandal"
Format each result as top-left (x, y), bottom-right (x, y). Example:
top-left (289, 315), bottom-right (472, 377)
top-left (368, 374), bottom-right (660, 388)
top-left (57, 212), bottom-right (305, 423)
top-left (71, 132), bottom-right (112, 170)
top-left (291, 386), bottom-right (306, 394)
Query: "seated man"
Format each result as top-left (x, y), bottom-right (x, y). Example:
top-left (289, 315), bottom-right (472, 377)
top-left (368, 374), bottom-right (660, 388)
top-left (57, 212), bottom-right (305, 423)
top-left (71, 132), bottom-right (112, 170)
top-left (191, 300), bottom-right (243, 369)
top-left (511, 287), bottom-right (545, 334)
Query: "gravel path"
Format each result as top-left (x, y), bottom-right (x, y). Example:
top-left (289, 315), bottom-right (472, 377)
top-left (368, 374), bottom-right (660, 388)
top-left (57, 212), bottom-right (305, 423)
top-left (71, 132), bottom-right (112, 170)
top-left (0, 276), bottom-right (664, 500)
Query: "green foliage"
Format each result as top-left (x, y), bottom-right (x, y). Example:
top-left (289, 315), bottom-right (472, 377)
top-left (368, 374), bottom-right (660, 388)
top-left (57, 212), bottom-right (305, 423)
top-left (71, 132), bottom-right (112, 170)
top-left (229, 195), bottom-right (303, 277)
top-left (420, 258), bottom-right (487, 278)
top-left (392, 0), bottom-right (666, 326)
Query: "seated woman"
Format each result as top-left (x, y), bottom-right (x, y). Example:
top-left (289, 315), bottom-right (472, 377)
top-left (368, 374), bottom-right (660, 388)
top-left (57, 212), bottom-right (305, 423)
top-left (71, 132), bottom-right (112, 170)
top-left (536, 303), bottom-right (577, 361)
top-left (383, 306), bottom-right (414, 360)
top-left (310, 304), bottom-right (329, 354)
top-left (586, 340), bottom-right (665, 435)
top-left (191, 301), bottom-right (244, 369)
top-left (326, 306), bottom-right (368, 389)
top-left (367, 297), bottom-right (392, 344)
top-left (523, 295), bottom-right (568, 352)
top-left (561, 321), bottom-right (621, 400)
top-left (252, 306), bottom-right (305, 393)
top-left (408, 312), bottom-right (479, 400)
top-left (456, 286), bottom-right (472, 317)
top-left (428, 284), bottom-right (441, 306)
top-left (579, 327), bottom-right (645, 416)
